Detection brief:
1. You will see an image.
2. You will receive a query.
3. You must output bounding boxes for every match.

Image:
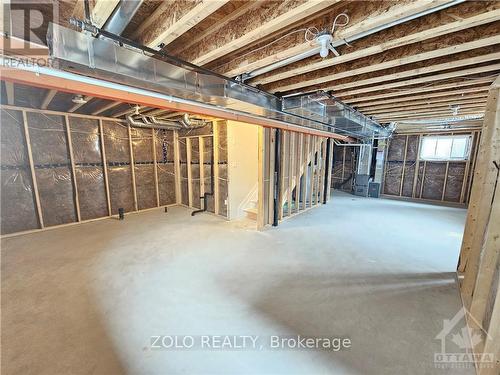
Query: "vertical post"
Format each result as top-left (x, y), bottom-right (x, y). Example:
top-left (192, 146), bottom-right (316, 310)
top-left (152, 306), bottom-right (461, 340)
top-left (399, 135), bottom-right (409, 197)
top-left (279, 131), bottom-right (287, 219)
top-left (419, 161), bottom-right (427, 198)
top-left (303, 134), bottom-right (310, 208)
top-left (272, 129), bottom-right (281, 227)
top-left (309, 136), bottom-right (316, 207)
top-left (64, 115), bottom-right (81, 221)
top-left (199, 137), bottom-right (205, 202)
top-left (99, 120), bottom-right (112, 216)
top-left (186, 137), bottom-right (193, 207)
top-left (268, 129), bottom-right (276, 224)
top-left (173, 130), bottom-right (182, 205)
top-left (213, 121), bottom-right (220, 215)
top-left (326, 137), bottom-right (334, 201)
top-left (341, 146), bottom-right (346, 182)
top-left (22, 110), bottom-right (44, 228)
top-left (412, 135), bottom-right (422, 198)
top-left (295, 133), bottom-right (303, 212)
top-left (320, 139), bottom-right (327, 203)
top-left (257, 126), bottom-right (266, 230)
top-left (127, 124), bottom-right (138, 211)
top-left (152, 128), bottom-right (160, 207)
top-left (323, 138), bottom-right (331, 204)
top-left (460, 133), bottom-right (474, 204)
top-left (441, 161), bottom-right (450, 201)
top-left (287, 132), bottom-right (294, 216)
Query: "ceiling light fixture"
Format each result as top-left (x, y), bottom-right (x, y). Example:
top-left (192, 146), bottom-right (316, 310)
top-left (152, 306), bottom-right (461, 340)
top-left (71, 94), bottom-right (88, 104)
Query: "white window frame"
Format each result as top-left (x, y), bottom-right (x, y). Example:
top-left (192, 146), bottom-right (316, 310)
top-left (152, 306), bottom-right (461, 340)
top-left (419, 135), bottom-right (471, 162)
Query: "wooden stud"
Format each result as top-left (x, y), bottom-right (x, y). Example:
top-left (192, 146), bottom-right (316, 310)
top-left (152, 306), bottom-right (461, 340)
top-left (419, 161), bottom-right (427, 199)
top-left (213, 122), bottom-right (220, 215)
top-left (442, 161), bottom-right (450, 201)
top-left (309, 136), bottom-right (315, 207)
top-left (21, 110), bottom-right (44, 228)
top-left (127, 124), bottom-right (138, 211)
top-left (5, 81), bottom-right (14, 105)
top-left (304, 135), bottom-right (311, 208)
top-left (320, 139), bottom-right (327, 202)
top-left (64, 115), bottom-right (81, 221)
top-left (92, 101), bottom-right (121, 116)
top-left (152, 128), bottom-right (160, 207)
top-left (173, 130), bottom-right (182, 205)
top-left (399, 135), bottom-right (409, 197)
top-left (186, 138), bottom-right (193, 207)
top-left (326, 138), bottom-right (334, 201)
top-left (279, 131), bottom-right (287, 219)
top-left (287, 132), bottom-right (294, 216)
top-left (296, 133), bottom-right (303, 212)
top-left (460, 133), bottom-right (474, 203)
top-left (268, 129), bottom-right (276, 223)
top-left (257, 126), bottom-right (266, 230)
top-left (412, 135), bottom-right (422, 198)
top-left (98, 120), bottom-right (112, 216)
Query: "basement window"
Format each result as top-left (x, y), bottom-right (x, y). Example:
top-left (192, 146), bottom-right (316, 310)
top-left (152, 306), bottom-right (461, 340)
top-left (420, 135), bottom-right (471, 161)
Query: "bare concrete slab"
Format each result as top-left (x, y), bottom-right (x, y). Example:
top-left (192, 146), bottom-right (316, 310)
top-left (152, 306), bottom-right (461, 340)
top-left (1, 192), bottom-right (473, 374)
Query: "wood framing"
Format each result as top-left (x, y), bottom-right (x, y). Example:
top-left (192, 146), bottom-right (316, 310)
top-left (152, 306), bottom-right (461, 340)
top-left (186, 137), bottom-right (193, 207)
top-left (98, 119), bottom-right (112, 216)
top-left (21, 110), bottom-right (44, 228)
top-left (64, 115), bottom-right (81, 221)
top-left (173, 130), bottom-right (182, 205)
top-left (213, 122), bottom-right (220, 215)
top-left (5, 81), bottom-right (14, 105)
top-left (40, 89), bottom-right (57, 110)
top-left (152, 128), bottom-right (160, 207)
top-left (127, 123), bottom-right (138, 211)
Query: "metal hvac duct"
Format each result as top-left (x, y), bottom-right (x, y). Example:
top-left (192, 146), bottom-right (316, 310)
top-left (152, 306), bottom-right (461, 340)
top-left (101, 0), bottom-right (143, 35)
top-left (46, 23), bottom-right (391, 139)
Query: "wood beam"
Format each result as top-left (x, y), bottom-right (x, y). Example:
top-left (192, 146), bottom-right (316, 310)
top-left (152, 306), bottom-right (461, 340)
top-left (270, 36), bottom-right (500, 93)
top-left (253, 9), bottom-right (500, 86)
top-left (335, 63), bottom-right (500, 98)
top-left (326, 52), bottom-right (500, 95)
top-left (458, 76), bottom-right (500, 302)
top-left (181, 0), bottom-right (338, 66)
top-left (92, 101), bottom-right (121, 116)
top-left (4, 81), bottom-right (14, 105)
top-left (40, 89), bottom-right (57, 110)
top-left (91, 0), bottom-right (120, 28)
top-left (357, 91), bottom-right (490, 109)
top-left (134, 0), bottom-right (229, 49)
top-left (378, 111), bottom-right (485, 122)
top-left (344, 79), bottom-right (494, 104)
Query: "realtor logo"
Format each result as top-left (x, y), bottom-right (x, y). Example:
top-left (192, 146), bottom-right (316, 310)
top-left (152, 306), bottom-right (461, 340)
top-left (2, 0), bottom-right (58, 55)
top-left (434, 307), bottom-right (494, 369)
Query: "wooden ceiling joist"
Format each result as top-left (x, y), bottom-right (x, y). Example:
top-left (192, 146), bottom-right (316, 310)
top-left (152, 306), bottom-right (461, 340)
top-left (370, 103), bottom-right (487, 117)
top-left (181, 0), bottom-right (338, 66)
top-left (270, 36), bottom-right (500, 93)
top-left (344, 79), bottom-right (495, 104)
top-left (365, 99), bottom-right (488, 115)
top-left (322, 52), bottom-right (500, 95)
top-left (5, 81), bottom-right (14, 105)
top-left (40, 89), bottom-right (57, 110)
top-left (335, 63), bottom-right (500, 98)
top-left (134, 0), bottom-right (229, 49)
top-left (222, 0), bottom-right (474, 78)
top-left (92, 101), bottom-right (121, 116)
top-left (253, 9), bottom-right (500, 86)
top-left (378, 110), bottom-right (485, 122)
top-left (354, 88), bottom-right (491, 108)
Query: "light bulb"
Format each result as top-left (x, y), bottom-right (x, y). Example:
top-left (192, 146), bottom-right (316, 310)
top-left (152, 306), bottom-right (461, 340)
top-left (320, 45), bottom-right (329, 58)
top-left (316, 33), bottom-right (332, 58)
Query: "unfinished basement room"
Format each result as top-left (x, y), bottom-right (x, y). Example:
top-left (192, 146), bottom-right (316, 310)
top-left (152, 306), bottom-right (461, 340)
top-left (0, 0), bottom-right (499, 374)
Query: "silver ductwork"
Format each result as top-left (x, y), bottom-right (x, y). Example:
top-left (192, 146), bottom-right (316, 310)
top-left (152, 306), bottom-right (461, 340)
top-left (126, 113), bottom-right (210, 130)
top-left (47, 23), bottom-right (391, 139)
top-left (102, 0), bottom-right (143, 35)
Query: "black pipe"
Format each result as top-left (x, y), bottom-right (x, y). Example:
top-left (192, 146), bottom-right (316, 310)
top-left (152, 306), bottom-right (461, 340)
top-left (323, 138), bottom-right (332, 204)
top-left (272, 129), bottom-right (281, 227)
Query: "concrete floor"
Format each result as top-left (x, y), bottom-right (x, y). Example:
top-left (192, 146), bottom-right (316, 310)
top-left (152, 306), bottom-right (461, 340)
top-left (1, 192), bottom-right (472, 375)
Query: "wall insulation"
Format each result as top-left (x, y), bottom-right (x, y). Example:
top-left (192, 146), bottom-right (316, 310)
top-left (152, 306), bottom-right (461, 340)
top-left (382, 132), bottom-right (480, 205)
top-left (331, 145), bottom-right (357, 193)
top-left (0, 108), bottom-right (180, 235)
